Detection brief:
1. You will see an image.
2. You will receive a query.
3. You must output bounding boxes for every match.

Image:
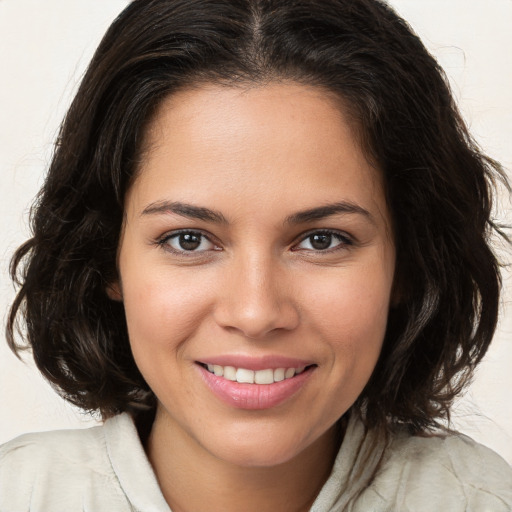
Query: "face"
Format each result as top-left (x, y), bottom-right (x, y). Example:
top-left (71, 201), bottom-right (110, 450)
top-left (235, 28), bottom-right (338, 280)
top-left (116, 83), bottom-right (395, 467)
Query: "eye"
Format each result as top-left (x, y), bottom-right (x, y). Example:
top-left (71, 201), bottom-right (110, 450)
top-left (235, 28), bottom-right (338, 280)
top-left (159, 230), bottom-right (218, 253)
top-left (294, 230), bottom-right (353, 252)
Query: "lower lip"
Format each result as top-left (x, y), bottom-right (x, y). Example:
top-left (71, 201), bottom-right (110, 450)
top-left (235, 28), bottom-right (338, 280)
top-left (197, 365), bottom-right (314, 410)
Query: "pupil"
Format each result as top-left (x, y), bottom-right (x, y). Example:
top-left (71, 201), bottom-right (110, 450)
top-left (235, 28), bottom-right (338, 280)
top-left (179, 233), bottom-right (201, 250)
top-left (311, 233), bottom-right (331, 250)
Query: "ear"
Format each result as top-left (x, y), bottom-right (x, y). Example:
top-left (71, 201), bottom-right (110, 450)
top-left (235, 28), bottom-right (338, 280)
top-left (106, 281), bottom-right (123, 302)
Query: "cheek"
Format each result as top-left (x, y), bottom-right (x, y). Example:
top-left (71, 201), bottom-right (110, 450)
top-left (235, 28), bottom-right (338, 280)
top-left (302, 258), bottom-right (393, 382)
top-left (121, 269), bottom-right (216, 402)
top-left (307, 265), bottom-right (392, 338)
top-left (120, 264), bottom-right (214, 353)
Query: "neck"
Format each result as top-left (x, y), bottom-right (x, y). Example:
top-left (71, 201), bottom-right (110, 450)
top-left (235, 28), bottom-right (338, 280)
top-left (145, 408), bottom-right (342, 512)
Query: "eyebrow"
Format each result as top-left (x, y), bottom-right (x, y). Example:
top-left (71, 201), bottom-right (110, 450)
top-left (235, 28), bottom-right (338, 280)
top-left (140, 200), bottom-right (374, 225)
top-left (285, 201), bottom-right (374, 225)
top-left (141, 201), bottom-right (228, 224)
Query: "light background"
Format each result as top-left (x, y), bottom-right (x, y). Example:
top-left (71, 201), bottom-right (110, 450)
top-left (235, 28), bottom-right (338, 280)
top-left (0, 1), bottom-right (511, 464)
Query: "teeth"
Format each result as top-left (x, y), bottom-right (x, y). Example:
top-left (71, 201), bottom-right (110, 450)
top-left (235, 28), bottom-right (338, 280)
top-left (236, 368), bottom-right (255, 384)
top-left (274, 368), bottom-right (285, 382)
top-left (254, 369), bottom-right (274, 384)
top-left (223, 366), bottom-right (237, 381)
top-left (204, 364), bottom-right (308, 384)
top-left (285, 368), bottom-right (295, 379)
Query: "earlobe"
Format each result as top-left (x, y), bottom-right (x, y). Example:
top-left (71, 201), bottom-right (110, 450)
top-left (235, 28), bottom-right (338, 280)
top-left (106, 282), bottom-right (123, 302)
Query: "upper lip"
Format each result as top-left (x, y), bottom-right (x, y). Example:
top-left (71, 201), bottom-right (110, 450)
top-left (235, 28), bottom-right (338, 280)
top-left (196, 355), bottom-right (315, 371)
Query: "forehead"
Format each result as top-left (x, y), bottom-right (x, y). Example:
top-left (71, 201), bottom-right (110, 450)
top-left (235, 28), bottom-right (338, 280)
top-left (128, 83), bottom-right (388, 227)
top-left (141, 82), bottom-right (363, 167)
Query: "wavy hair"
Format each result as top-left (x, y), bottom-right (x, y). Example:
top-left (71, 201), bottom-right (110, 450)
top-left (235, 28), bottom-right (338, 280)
top-left (7, 0), bottom-right (508, 434)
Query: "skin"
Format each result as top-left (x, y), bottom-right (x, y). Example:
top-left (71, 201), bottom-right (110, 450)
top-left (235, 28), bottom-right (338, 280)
top-left (113, 83), bottom-right (396, 512)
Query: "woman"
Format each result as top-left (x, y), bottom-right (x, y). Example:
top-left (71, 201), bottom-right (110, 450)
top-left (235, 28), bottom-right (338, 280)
top-left (1, 0), bottom-right (511, 510)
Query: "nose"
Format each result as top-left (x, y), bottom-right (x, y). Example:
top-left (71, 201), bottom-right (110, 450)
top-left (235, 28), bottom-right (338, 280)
top-left (213, 253), bottom-right (300, 339)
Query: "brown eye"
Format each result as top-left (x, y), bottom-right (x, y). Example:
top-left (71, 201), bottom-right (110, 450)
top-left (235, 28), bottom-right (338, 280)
top-left (178, 233), bottom-right (202, 250)
top-left (162, 231), bottom-right (217, 253)
top-left (309, 233), bottom-right (332, 250)
top-left (294, 230), bottom-right (353, 252)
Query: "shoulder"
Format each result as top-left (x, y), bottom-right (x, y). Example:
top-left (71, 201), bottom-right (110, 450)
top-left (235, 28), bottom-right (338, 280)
top-left (1, 420), bottom-right (105, 461)
top-left (389, 429), bottom-right (512, 488)
top-left (361, 429), bottom-right (512, 511)
top-left (0, 421), bottom-right (108, 477)
top-left (0, 416), bottom-right (133, 511)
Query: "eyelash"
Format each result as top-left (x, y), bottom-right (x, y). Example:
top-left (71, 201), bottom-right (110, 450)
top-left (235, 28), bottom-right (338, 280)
top-left (292, 229), bottom-right (354, 253)
top-left (156, 229), bottom-right (220, 256)
top-left (156, 229), bottom-right (354, 256)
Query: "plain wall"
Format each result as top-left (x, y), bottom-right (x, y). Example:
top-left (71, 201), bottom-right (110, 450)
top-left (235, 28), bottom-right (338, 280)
top-left (1, 0), bottom-right (511, 464)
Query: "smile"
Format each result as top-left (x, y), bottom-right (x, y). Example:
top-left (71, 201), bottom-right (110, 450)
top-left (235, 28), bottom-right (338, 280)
top-left (197, 362), bottom-right (316, 410)
top-left (203, 364), bottom-right (307, 384)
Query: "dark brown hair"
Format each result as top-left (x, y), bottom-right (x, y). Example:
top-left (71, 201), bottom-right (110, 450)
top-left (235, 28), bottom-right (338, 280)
top-left (7, 0), bottom-right (509, 434)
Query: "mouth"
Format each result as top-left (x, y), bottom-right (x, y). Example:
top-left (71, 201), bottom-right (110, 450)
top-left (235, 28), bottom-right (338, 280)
top-left (198, 362), bottom-right (316, 384)
top-left (196, 361), bottom-right (317, 410)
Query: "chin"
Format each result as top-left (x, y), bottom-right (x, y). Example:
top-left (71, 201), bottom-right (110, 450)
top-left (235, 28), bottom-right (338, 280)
top-left (202, 423), bottom-right (331, 469)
